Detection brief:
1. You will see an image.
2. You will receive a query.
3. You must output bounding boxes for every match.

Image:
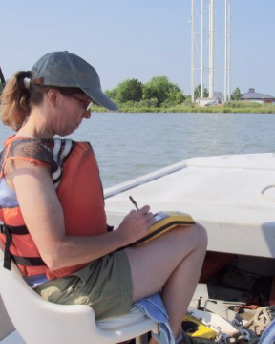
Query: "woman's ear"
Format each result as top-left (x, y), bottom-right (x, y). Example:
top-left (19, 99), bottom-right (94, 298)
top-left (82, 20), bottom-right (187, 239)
top-left (47, 89), bottom-right (59, 108)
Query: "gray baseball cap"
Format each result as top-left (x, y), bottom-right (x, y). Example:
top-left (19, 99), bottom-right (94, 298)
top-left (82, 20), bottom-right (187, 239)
top-left (31, 51), bottom-right (118, 111)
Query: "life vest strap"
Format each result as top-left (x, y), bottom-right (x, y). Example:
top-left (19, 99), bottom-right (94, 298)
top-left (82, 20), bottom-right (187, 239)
top-left (0, 223), bottom-right (46, 270)
top-left (0, 224), bottom-right (30, 235)
top-left (107, 224), bottom-right (114, 232)
top-left (12, 255), bottom-right (46, 267)
top-left (3, 224), bottom-right (12, 270)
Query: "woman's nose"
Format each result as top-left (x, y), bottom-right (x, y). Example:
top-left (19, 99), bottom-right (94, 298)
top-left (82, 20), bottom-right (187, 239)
top-left (83, 110), bottom-right (92, 119)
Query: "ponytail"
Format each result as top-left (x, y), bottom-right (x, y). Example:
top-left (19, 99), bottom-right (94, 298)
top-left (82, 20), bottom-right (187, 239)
top-left (0, 71), bottom-right (32, 131)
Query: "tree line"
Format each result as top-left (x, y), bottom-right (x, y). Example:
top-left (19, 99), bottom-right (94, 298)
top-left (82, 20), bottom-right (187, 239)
top-left (105, 76), bottom-right (186, 108)
top-left (105, 76), bottom-right (242, 108)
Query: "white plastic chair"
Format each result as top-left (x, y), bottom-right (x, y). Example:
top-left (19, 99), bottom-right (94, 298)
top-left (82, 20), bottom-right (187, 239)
top-left (0, 258), bottom-right (158, 344)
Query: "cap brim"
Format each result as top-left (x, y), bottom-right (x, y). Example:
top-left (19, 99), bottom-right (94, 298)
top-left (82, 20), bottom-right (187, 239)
top-left (82, 88), bottom-right (118, 112)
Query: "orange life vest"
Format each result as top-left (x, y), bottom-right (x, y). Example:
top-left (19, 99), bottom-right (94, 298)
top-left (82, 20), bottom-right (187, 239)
top-left (0, 136), bottom-right (107, 280)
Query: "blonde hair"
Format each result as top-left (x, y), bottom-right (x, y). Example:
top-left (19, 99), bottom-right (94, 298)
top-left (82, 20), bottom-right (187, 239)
top-left (0, 71), bottom-right (32, 131)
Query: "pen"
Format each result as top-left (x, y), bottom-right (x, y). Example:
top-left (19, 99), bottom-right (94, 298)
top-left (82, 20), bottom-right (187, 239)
top-left (129, 196), bottom-right (139, 210)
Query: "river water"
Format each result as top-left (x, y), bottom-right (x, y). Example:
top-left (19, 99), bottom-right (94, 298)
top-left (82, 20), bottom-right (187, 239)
top-left (1, 112), bottom-right (275, 188)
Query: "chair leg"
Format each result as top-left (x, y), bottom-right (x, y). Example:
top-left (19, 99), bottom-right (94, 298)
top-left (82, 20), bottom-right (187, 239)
top-left (117, 332), bottom-right (150, 344)
top-left (136, 333), bottom-right (149, 344)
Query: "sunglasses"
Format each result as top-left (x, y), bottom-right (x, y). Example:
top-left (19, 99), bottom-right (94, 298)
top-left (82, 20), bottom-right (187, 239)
top-left (71, 95), bottom-right (93, 111)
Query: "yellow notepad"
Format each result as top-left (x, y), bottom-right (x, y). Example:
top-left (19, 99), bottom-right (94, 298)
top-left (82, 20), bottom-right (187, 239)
top-left (135, 211), bottom-right (195, 245)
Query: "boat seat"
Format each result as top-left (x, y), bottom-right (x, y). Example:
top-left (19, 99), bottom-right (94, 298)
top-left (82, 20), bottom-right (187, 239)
top-left (0, 257), bottom-right (158, 344)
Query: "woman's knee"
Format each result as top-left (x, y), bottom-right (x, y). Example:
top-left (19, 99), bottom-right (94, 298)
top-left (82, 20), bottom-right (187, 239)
top-left (185, 222), bottom-right (208, 250)
top-left (194, 223), bottom-right (208, 249)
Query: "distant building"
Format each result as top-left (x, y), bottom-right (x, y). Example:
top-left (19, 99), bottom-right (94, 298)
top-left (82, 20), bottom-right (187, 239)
top-left (214, 92), bottom-right (223, 103)
top-left (241, 88), bottom-right (275, 104)
top-left (196, 92), bottom-right (223, 106)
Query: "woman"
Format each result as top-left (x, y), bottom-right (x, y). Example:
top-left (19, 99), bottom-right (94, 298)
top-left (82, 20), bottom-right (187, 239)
top-left (0, 51), bottom-right (208, 344)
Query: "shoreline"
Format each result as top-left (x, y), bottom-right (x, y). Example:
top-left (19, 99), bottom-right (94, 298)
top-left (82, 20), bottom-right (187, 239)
top-left (92, 103), bottom-right (275, 114)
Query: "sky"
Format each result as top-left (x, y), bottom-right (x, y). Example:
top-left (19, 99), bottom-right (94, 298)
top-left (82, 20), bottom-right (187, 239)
top-left (1, 0), bottom-right (274, 97)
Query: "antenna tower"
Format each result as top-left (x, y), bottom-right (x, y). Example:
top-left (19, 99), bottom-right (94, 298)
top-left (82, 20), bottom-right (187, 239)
top-left (191, 0), bottom-right (231, 103)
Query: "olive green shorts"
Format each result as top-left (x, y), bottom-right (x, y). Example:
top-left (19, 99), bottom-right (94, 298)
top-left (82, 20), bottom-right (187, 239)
top-left (33, 250), bottom-right (133, 320)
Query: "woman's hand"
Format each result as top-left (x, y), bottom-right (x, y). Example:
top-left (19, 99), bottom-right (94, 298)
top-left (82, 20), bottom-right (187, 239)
top-left (116, 205), bottom-right (156, 245)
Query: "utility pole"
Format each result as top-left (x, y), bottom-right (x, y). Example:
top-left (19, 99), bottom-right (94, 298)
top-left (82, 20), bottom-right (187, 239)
top-left (190, 0), bottom-right (231, 103)
top-left (208, 0), bottom-right (214, 98)
top-left (225, 0), bottom-right (231, 102)
top-left (0, 67), bottom-right (6, 88)
top-left (191, 0), bottom-right (195, 102)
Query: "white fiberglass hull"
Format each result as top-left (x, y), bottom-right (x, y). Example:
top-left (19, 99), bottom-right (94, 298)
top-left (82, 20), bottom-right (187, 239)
top-left (105, 153), bottom-right (275, 258)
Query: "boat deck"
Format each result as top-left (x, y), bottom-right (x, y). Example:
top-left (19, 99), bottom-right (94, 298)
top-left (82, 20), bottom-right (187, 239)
top-left (105, 153), bottom-right (275, 258)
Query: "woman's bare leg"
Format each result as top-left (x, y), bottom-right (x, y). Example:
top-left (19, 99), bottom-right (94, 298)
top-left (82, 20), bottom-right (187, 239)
top-left (124, 223), bottom-right (207, 342)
